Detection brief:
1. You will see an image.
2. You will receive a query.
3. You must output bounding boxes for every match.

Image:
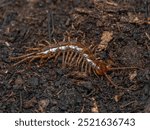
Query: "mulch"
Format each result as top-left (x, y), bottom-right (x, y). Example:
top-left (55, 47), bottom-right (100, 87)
top-left (0, 0), bottom-right (150, 112)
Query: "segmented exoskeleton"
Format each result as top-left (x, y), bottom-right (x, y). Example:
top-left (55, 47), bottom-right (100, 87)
top-left (10, 41), bottom-right (137, 88)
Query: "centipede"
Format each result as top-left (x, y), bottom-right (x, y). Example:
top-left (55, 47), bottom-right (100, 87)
top-left (10, 40), bottom-right (137, 88)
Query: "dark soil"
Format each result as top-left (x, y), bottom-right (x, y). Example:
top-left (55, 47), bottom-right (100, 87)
top-left (0, 0), bottom-right (150, 113)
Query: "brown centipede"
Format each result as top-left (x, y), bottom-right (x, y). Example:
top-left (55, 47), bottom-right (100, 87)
top-left (10, 41), bottom-right (138, 88)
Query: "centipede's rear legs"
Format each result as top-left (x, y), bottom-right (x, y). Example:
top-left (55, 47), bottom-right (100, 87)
top-left (25, 47), bottom-right (42, 52)
top-left (27, 55), bottom-right (43, 68)
top-left (10, 52), bottom-right (36, 61)
top-left (12, 56), bottom-right (33, 66)
top-left (38, 53), bottom-right (56, 67)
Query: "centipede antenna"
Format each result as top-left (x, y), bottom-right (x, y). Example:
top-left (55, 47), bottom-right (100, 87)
top-left (109, 66), bottom-right (138, 71)
top-left (104, 72), bottom-right (118, 88)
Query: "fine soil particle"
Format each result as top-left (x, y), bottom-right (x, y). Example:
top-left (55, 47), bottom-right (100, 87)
top-left (0, 0), bottom-right (150, 113)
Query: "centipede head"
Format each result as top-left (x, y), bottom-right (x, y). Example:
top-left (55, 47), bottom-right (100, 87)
top-left (94, 60), bottom-right (110, 75)
top-left (95, 60), bottom-right (138, 88)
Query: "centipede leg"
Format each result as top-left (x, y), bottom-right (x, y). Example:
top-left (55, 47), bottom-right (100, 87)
top-left (81, 59), bottom-right (86, 72)
top-left (76, 53), bottom-right (81, 64)
top-left (48, 53), bottom-right (55, 60)
top-left (88, 65), bottom-right (92, 75)
top-left (42, 53), bottom-right (55, 65)
top-left (54, 51), bottom-right (61, 62)
top-left (93, 68), bottom-right (100, 78)
top-left (39, 39), bottom-right (51, 46)
top-left (13, 56), bottom-right (33, 66)
top-left (10, 52), bottom-right (36, 60)
top-left (89, 44), bottom-right (97, 53)
top-left (25, 47), bottom-right (42, 53)
top-left (28, 55), bottom-right (41, 67)
top-left (67, 51), bottom-right (74, 65)
top-left (89, 44), bottom-right (94, 51)
top-left (64, 50), bottom-right (70, 65)
top-left (70, 52), bottom-right (78, 65)
top-left (62, 51), bottom-right (66, 67)
top-left (76, 54), bottom-right (83, 67)
top-left (39, 55), bottom-right (49, 66)
top-left (93, 45), bottom-right (98, 52)
top-left (84, 61), bottom-right (88, 73)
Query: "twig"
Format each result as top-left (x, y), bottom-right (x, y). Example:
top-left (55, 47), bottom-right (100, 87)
top-left (48, 10), bottom-right (54, 43)
top-left (145, 32), bottom-right (150, 50)
top-left (145, 32), bottom-right (150, 41)
top-left (144, 0), bottom-right (149, 19)
top-left (19, 92), bottom-right (23, 112)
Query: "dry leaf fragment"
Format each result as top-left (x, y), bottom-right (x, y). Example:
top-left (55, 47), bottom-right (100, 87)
top-left (23, 97), bottom-right (37, 109)
top-left (91, 97), bottom-right (99, 113)
top-left (128, 12), bottom-right (149, 25)
top-left (129, 70), bottom-right (137, 81)
top-left (114, 93), bottom-right (124, 102)
top-left (145, 32), bottom-right (150, 41)
top-left (74, 7), bottom-right (92, 14)
top-left (106, 1), bottom-right (118, 6)
top-left (38, 99), bottom-right (49, 112)
top-left (98, 31), bottom-right (113, 51)
top-left (114, 95), bottom-right (121, 102)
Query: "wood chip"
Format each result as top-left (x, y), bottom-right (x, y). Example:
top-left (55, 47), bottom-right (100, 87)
top-left (106, 1), bottom-right (118, 6)
top-left (129, 70), bottom-right (137, 81)
top-left (114, 92), bottom-right (124, 102)
top-left (23, 97), bottom-right (37, 109)
top-left (128, 12), bottom-right (150, 25)
top-left (98, 31), bottom-right (113, 51)
top-left (114, 95), bottom-right (121, 102)
top-left (91, 97), bottom-right (99, 113)
top-left (74, 7), bottom-right (92, 14)
top-left (38, 99), bottom-right (49, 112)
top-left (145, 32), bottom-right (150, 41)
